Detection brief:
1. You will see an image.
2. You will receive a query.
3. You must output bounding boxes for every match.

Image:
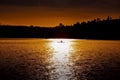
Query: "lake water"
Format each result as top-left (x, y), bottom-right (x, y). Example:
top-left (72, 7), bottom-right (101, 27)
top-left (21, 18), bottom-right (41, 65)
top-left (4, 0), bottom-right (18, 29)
top-left (0, 39), bottom-right (120, 80)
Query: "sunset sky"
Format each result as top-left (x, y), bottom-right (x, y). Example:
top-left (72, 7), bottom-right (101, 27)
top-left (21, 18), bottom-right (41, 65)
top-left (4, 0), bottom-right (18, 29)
top-left (0, 0), bottom-right (120, 27)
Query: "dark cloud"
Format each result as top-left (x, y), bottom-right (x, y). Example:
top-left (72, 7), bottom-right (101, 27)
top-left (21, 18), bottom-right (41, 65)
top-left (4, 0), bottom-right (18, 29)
top-left (0, 0), bottom-right (120, 8)
top-left (0, 0), bottom-right (120, 13)
top-left (0, 0), bottom-right (53, 6)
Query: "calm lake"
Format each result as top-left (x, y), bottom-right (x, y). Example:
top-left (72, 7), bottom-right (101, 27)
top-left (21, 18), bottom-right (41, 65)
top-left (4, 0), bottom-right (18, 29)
top-left (0, 39), bottom-right (120, 80)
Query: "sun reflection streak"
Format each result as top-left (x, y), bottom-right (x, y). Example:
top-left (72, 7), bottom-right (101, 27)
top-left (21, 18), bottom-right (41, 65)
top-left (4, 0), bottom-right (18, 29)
top-left (49, 39), bottom-right (74, 80)
top-left (51, 39), bottom-right (71, 63)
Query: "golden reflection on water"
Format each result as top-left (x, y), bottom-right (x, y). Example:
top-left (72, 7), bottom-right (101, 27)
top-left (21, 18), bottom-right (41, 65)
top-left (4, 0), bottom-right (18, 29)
top-left (0, 39), bottom-right (120, 80)
top-left (49, 39), bottom-right (74, 80)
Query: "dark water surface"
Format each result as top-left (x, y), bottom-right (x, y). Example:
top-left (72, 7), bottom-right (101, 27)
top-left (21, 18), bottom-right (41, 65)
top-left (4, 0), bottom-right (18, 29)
top-left (0, 39), bottom-right (120, 80)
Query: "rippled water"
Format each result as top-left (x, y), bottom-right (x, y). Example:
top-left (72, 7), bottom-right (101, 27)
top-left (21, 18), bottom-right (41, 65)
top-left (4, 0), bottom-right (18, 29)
top-left (0, 39), bottom-right (120, 80)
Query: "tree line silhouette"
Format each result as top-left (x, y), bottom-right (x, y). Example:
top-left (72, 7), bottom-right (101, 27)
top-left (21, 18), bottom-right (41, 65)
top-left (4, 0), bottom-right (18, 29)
top-left (0, 16), bottom-right (120, 39)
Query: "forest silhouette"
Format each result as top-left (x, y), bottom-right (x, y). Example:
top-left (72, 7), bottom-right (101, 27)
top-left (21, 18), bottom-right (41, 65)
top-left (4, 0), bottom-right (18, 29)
top-left (0, 16), bottom-right (120, 40)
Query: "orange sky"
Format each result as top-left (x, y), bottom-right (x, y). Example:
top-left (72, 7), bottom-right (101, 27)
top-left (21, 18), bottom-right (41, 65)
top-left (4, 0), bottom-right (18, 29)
top-left (0, 5), bottom-right (120, 27)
